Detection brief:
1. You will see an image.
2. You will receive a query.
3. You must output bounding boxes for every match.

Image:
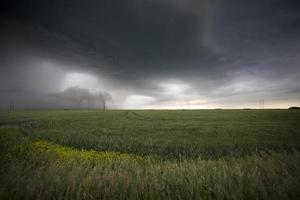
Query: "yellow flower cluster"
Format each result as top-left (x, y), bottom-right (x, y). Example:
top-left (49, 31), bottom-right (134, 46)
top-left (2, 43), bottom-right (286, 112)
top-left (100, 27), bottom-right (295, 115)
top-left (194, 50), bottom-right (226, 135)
top-left (13, 140), bottom-right (145, 164)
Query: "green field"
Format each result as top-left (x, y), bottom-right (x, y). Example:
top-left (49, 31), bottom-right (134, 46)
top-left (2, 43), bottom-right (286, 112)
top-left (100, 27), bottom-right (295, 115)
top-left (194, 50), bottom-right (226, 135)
top-left (1, 110), bottom-right (300, 199)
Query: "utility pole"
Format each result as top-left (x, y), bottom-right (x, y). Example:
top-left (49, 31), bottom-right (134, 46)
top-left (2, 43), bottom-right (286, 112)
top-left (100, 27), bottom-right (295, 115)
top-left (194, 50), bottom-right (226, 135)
top-left (9, 99), bottom-right (15, 111)
top-left (259, 100), bottom-right (265, 109)
top-left (186, 100), bottom-right (190, 109)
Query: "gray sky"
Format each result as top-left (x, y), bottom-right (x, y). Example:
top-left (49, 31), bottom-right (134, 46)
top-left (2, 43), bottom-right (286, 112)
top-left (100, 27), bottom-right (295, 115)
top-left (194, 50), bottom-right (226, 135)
top-left (0, 0), bottom-right (300, 109)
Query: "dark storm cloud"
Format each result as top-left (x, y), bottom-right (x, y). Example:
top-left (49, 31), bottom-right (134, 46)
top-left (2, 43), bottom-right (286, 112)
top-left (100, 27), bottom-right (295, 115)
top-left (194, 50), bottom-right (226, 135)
top-left (0, 0), bottom-right (300, 109)
top-left (1, 0), bottom-right (218, 75)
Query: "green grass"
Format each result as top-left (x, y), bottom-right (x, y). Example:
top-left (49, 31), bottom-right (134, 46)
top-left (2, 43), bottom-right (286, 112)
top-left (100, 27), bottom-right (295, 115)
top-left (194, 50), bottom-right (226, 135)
top-left (0, 110), bottom-right (300, 199)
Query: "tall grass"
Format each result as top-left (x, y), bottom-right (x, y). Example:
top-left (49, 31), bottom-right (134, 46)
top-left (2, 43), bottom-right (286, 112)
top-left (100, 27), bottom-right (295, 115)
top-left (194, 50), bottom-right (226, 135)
top-left (1, 128), bottom-right (300, 199)
top-left (1, 109), bottom-right (300, 199)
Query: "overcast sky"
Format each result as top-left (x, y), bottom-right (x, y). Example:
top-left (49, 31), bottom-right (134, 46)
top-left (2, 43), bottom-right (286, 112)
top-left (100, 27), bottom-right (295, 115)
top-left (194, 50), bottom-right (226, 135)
top-left (0, 0), bottom-right (300, 109)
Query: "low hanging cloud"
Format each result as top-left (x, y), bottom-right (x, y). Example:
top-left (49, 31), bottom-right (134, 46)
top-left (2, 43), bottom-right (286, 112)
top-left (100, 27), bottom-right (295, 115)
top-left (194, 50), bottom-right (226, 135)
top-left (52, 86), bottom-right (112, 109)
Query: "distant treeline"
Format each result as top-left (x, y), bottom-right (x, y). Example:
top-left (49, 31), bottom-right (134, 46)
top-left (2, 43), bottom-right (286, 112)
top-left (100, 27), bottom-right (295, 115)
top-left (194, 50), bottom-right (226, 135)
top-left (289, 107), bottom-right (300, 109)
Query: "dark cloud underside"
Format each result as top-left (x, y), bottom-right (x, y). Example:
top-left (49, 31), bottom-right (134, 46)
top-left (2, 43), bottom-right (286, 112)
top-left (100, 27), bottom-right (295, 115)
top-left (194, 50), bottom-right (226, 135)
top-left (0, 0), bottom-right (300, 109)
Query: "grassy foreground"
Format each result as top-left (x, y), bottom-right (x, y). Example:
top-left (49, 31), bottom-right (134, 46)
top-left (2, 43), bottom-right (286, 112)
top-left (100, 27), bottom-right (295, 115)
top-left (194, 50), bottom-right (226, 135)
top-left (0, 110), bottom-right (300, 199)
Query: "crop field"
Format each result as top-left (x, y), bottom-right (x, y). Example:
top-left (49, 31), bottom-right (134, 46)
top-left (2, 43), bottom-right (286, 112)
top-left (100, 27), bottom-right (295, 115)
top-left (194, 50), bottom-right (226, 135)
top-left (0, 109), bottom-right (300, 199)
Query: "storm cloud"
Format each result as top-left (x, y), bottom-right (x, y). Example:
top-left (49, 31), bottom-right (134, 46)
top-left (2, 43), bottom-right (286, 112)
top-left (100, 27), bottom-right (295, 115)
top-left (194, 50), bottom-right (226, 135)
top-left (0, 0), bottom-right (300, 109)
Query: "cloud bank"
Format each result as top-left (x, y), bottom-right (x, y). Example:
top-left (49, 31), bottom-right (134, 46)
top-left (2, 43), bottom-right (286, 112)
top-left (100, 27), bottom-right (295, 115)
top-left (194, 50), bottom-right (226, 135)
top-left (0, 0), bottom-right (300, 109)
